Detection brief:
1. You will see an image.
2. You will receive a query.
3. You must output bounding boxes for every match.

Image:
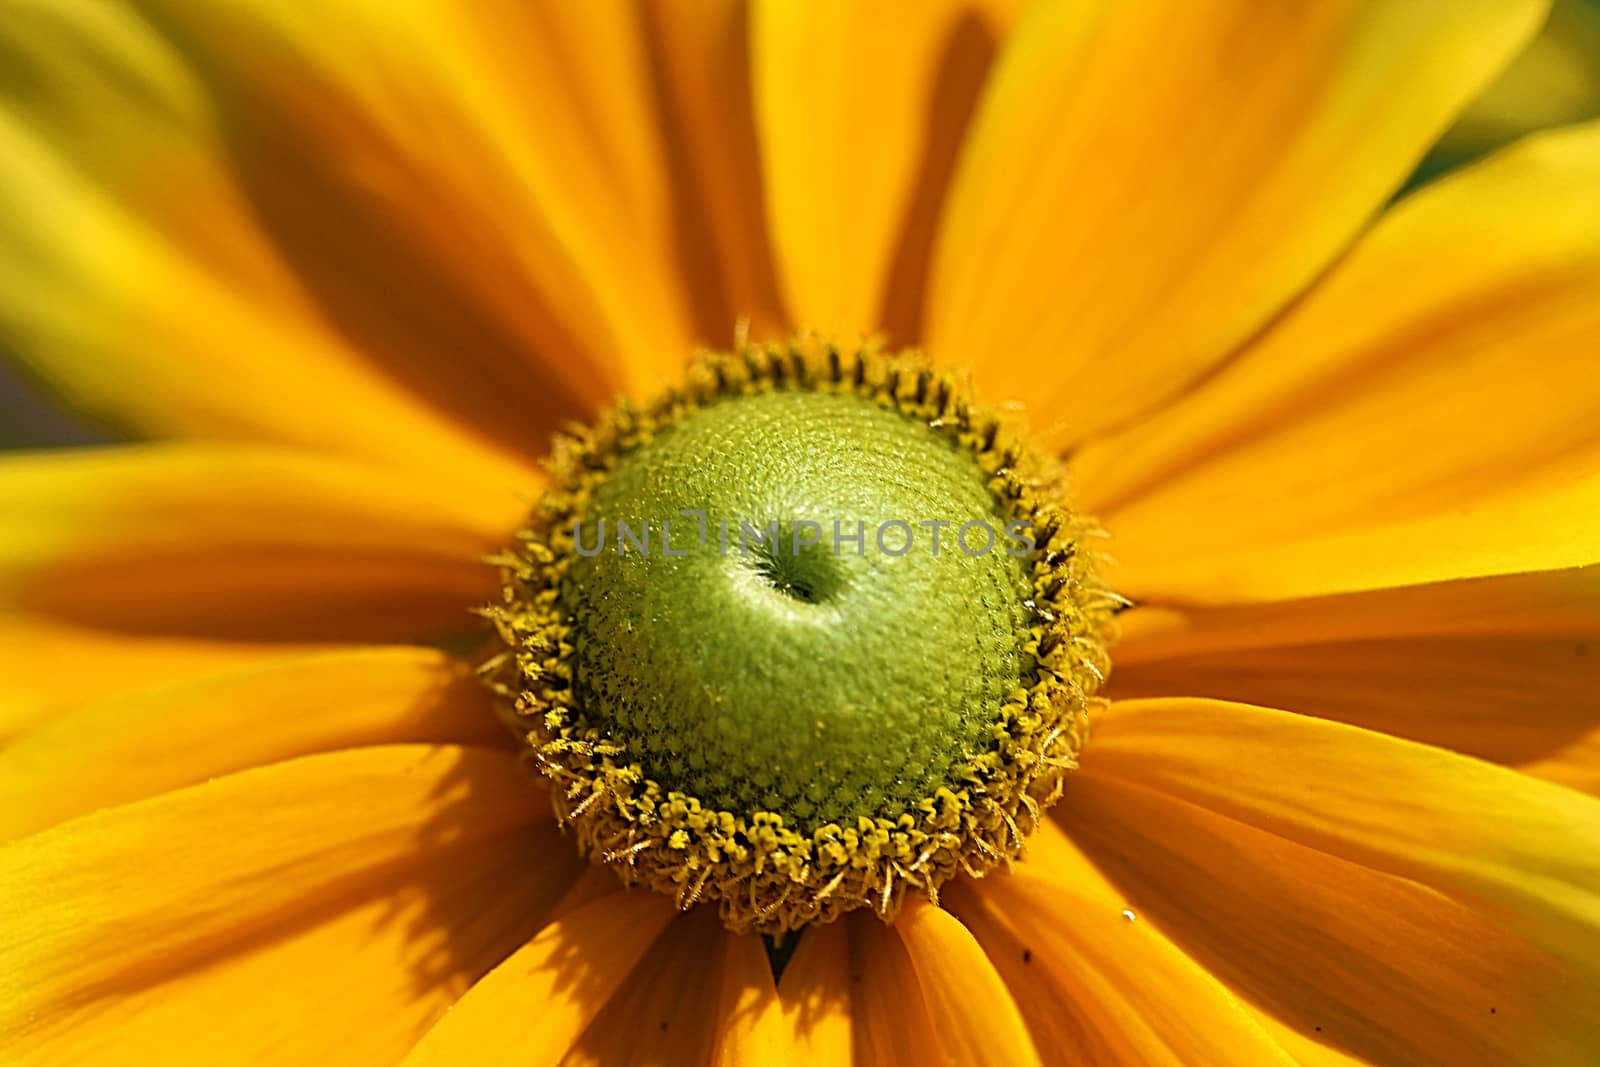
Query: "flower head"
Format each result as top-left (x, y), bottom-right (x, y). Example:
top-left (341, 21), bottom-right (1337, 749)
top-left (2, 1), bottom-right (1598, 1064)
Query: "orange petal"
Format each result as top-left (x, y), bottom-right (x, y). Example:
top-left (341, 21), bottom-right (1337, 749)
top-left (1115, 568), bottom-right (1600, 663)
top-left (3, 827), bottom-right (578, 1065)
top-left (0, 614), bottom-right (330, 745)
top-left (1111, 569), bottom-right (1600, 795)
top-left (0, 0), bottom-right (550, 485)
top-left (947, 836), bottom-right (1296, 1066)
top-left (636, 0), bottom-right (787, 341)
top-left (562, 907), bottom-right (791, 1066)
top-left (1059, 772), bottom-right (1597, 1064)
top-left (1084, 699), bottom-right (1600, 970)
top-left (401, 891), bottom-right (677, 1066)
top-left (0, 744), bottom-right (549, 1058)
top-left (710, 928), bottom-right (790, 1066)
top-left (1076, 119), bottom-right (1600, 603)
top-left (777, 919), bottom-right (855, 1064)
top-left (0, 646), bottom-right (509, 841)
top-left (847, 912), bottom-right (947, 1065)
top-left (896, 898), bottom-right (1042, 1067)
top-left (1109, 460), bottom-right (1600, 603)
top-left (926, 0), bottom-right (1546, 447)
top-left (0, 444), bottom-right (524, 643)
top-left (138, 0), bottom-right (702, 398)
top-left (1082, 119), bottom-right (1600, 525)
top-left (752, 0), bottom-right (1012, 337)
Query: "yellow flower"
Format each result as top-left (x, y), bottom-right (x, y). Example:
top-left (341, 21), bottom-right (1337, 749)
top-left (3, 1), bottom-right (1599, 1065)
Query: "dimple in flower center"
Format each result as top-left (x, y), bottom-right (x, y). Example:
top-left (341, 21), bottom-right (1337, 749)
top-left (745, 529), bottom-right (843, 605)
top-left (488, 341), bottom-right (1113, 934)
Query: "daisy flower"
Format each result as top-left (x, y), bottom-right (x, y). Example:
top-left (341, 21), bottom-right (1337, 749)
top-left (3, 1), bottom-right (1599, 1064)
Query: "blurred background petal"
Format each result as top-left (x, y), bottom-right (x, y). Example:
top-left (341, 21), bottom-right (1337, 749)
top-left (1411, 0), bottom-right (1600, 186)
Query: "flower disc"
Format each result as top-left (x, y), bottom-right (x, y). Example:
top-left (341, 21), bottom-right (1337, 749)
top-left (489, 340), bottom-right (1112, 933)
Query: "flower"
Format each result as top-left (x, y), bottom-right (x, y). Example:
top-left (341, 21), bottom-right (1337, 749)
top-left (2, 0), bottom-right (1599, 1064)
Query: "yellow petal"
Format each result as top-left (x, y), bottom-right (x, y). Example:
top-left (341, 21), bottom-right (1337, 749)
top-left (1112, 459), bottom-right (1600, 603)
top-left (753, 0), bottom-right (1012, 337)
top-left (896, 898), bottom-right (1042, 1067)
top-left (1059, 772), bottom-right (1597, 1065)
top-left (847, 912), bottom-right (947, 1065)
top-left (1115, 568), bottom-right (1600, 663)
top-left (1245, 1012), bottom-right (1373, 1067)
top-left (401, 891), bottom-right (677, 1066)
top-left (1076, 120), bottom-right (1600, 602)
top-left (545, 864), bottom-right (631, 927)
top-left (1111, 568), bottom-right (1600, 795)
top-left (777, 919), bottom-right (855, 1064)
top-left (0, 615), bottom-right (329, 745)
top-left (3, 828), bottom-right (579, 1065)
top-left (560, 908), bottom-right (756, 1066)
top-left (1517, 733), bottom-right (1600, 800)
top-left (0, 444), bottom-right (523, 642)
top-left (1, 0), bottom-right (716, 474)
top-left (0, 0), bottom-right (549, 486)
top-left (0, 743), bottom-right (548, 1056)
top-left (1428, 0), bottom-right (1600, 167)
top-left (710, 928), bottom-right (789, 1066)
top-left (137, 0), bottom-right (701, 397)
top-left (0, 646), bottom-right (508, 841)
top-left (927, 0), bottom-right (1546, 447)
top-left (1085, 699), bottom-right (1600, 969)
top-left (566, 911), bottom-right (791, 1066)
top-left (637, 0), bottom-right (787, 340)
top-left (947, 836), bottom-right (1297, 1066)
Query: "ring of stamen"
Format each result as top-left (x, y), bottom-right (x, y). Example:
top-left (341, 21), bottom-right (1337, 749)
top-left (484, 338), bottom-right (1113, 934)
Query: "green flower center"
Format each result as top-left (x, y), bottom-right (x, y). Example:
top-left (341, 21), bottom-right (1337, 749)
top-left (489, 341), bottom-right (1112, 933)
top-left (568, 388), bottom-right (1034, 829)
